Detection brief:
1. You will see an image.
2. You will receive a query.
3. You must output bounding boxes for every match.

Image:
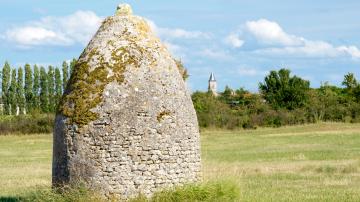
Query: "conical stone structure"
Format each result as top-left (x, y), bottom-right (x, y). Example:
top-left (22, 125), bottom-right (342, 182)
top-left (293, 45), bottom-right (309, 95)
top-left (52, 4), bottom-right (201, 198)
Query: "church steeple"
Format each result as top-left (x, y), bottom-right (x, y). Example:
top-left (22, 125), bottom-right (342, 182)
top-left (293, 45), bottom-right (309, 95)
top-left (209, 72), bottom-right (216, 82)
top-left (208, 72), bottom-right (218, 96)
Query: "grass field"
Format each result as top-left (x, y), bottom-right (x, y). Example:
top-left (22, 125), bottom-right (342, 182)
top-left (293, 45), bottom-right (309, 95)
top-left (1, 122), bottom-right (360, 201)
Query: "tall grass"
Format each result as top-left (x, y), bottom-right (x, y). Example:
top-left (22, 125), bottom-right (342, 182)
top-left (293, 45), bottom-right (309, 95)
top-left (20, 185), bottom-right (106, 202)
top-left (17, 180), bottom-right (239, 202)
top-left (134, 180), bottom-right (240, 202)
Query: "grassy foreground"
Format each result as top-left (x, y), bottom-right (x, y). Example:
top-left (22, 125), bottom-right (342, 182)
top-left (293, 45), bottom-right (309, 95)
top-left (202, 123), bottom-right (360, 201)
top-left (1, 122), bottom-right (360, 201)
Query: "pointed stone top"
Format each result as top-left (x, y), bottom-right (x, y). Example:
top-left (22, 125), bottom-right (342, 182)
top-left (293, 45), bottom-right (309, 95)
top-left (116, 3), bottom-right (133, 16)
top-left (209, 72), bottom-right (216, 81)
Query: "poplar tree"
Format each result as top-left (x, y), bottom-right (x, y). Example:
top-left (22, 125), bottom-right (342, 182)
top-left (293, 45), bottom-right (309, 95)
top-left (40, 67), bottom-right (49, 113)
top-left (33, 65), bottom-right (40, 111)
top-left (17, 67), bottom-right (25, 114)
top-left (1, 62), bottom-right (11, 115)
top-left (55, 67), bottom-right (62, 107)
top-left (70, 58), bottom-right (77, 75)
top-left (24, 63), bottom-right (33, 112)
top-left (8, 68), bottom-right (17, 115)
top-left (47, 66), bottom-right (55, 112)
top-left (62, 61), bottom-right (69, 91)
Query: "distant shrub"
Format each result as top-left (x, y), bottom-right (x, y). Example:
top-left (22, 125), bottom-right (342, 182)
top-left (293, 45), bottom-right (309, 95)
top-left (192, 83), bottom-right (360, 130)
top-left (0, 113), bottom-right (54, 135)
top-left (192, 91), bottom-right (243, 129)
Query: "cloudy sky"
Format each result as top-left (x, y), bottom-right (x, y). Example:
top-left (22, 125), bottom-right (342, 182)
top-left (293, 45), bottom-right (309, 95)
top-left (1, 0), bottom-right (360, 92)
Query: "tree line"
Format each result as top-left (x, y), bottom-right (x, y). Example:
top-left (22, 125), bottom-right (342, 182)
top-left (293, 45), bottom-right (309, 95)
top-left (0, 60), bottom-right (77, 115)
top-left (1, 61), bottom-right (360, 130)
top-left (193, 69), bottom-right (360, 129)
top-left (0, 59), bottom-right (189, 117)
top-left (0, 59), bottom-right (188, 134)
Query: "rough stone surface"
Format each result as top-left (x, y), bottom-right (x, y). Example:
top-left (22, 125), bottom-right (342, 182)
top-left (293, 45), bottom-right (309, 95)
top-left (52, 4), bottom-right (201, 199)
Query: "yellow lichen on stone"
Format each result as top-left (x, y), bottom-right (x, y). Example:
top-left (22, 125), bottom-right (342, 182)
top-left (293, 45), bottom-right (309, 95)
top-left (116, 4), bottom-right (133, 16)
top-left (157, 110), bottom-right (171, 122)
top-left (136, 19), bottom-right (151, 38)
top-left (58, 42), bottom-right (154, 126)
top-left (57, 7), bottom-right (166, 127)
top-left (58, 58), bottom-right (108, 126)
top-left (58, 45), bottom-right (135, 126)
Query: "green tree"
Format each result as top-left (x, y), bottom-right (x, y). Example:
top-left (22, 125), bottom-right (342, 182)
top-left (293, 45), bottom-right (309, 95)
top-left (191, 91), bottom-right (241, 129)
top-left (40, 67), bottom-right (49, 113)
top-left (17, 67), bottom-right (25, 114)
top-left (24, 63), bottom-right (33, 112)
top-left (306, 89), bottom-right (325, 122)
top-left (33, 65), bottom-right (40, 111)
top-left (342, 73), bottom-right (360, 101)
top-left (55, 67), bottom-right (62, 107)
top-left (2, 62), bottom-right (11, 115)
top-left (352, 86), bottom-right (360, 102)
top-left (234, 88), bottom-right (251, 105)
top-left (70, 58), bottom-right (77, 75)
top-left (318, 84), bottom-right (348, 121)
top-left (259, 69), bottom-right (310, 110)
top-left (221, 85), bottom-right (233, 103)
top-left (47, 66), bottom-right (55, 112)
top-left (342, 73), bottom-right (358, 89)
top-left (8, 68), bottom-right (17, 115)
top-left (62, 61), bottom-right (69, 91)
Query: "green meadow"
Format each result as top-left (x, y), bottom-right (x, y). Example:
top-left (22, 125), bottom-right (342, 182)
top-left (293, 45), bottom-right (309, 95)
top-left (1, 122), bottom-right (360, 201)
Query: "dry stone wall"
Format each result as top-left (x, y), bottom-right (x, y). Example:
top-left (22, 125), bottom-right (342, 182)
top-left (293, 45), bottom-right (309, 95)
top-left (52, 4), bottom-right (201, 199)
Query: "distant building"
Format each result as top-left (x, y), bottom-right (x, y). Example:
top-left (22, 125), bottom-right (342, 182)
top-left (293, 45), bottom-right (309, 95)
top-left (208, 72), bottom-right (218, 96)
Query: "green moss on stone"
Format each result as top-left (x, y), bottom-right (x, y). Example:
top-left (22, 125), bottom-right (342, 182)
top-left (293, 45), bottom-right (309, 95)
top-left (58, 58), bottom-right (109, 126)
top-left (57, 17), bottom-right (161, 128)
top-left (58, 40), bottom-right (157, 127)
top-left (58, 46), bottom-right (140, 127)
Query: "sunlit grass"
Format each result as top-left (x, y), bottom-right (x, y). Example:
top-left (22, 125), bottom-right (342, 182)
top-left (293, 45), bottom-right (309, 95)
top-left (0, 134), bottom-right (51, 197)
top-left (1, 122), bottom-right (360, 201)
top-left (202, 122), bottom-right (360, 201)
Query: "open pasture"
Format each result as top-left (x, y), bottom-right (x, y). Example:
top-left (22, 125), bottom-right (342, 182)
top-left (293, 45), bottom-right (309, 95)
top-left (1, 122), bottom-right (360, 201)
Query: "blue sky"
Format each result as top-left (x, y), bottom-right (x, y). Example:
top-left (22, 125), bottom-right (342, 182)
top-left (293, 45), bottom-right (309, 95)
top-left (1, 0), bottom-right (360, 92)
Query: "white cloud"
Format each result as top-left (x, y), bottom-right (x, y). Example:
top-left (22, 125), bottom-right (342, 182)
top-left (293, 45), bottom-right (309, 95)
top-left (245, 19), bottom-right (304, 46)
top-left (256, 39), bottom-right (360, 59)
top-left (145, 19), bottom-right (212, 60)
top-left (5, 27), bottom-right (70, 46)
top-left (146, 19), bottom-right (211, 39)
top-left (225, 33), bottom-right (244, 48)
top-left (199, 48), bottom-right (233, 60)
top-left (237, 66), bottom-right (266, 76)
top-left (338, 46), bottom-right (360, 58)
top-left (4, 10), bottom-right (103, 47)
top-left (160, 28), bottom-right (210, 39)
top-left (163, 41), bottom-right (188, 60)
top-left (228, 18), bottom-right (360, 59)
top-left (163, 41), bottom-right (182, 54)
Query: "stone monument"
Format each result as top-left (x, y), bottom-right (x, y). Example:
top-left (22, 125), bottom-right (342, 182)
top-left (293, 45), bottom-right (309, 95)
top-left (52, 3), bottom-right (201, 199)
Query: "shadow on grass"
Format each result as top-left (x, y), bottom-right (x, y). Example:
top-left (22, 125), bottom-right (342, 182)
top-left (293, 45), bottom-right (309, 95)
top-left (0, 197), bottom-right (20, 202)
